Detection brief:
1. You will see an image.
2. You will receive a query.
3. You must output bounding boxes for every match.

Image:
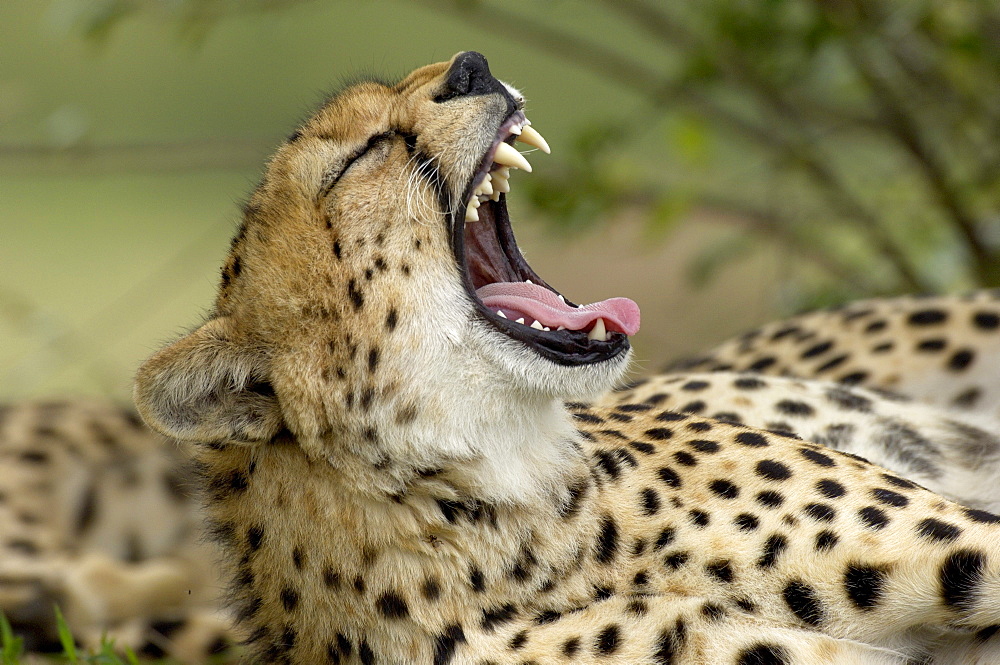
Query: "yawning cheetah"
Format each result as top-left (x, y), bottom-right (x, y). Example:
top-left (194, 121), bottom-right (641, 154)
top-left (120, 51), bottom-right (1000, 664)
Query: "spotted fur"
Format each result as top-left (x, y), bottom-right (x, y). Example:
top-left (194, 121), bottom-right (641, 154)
top-left (0, 399), bottom-right (232, 659)
top-left (39, 52), bottom-right (1000, 664)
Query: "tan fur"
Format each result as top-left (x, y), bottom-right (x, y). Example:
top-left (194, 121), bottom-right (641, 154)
top-left (0, 399), bottom-right (230, 659)
top-left (39, 52), bottom-right (998, 664)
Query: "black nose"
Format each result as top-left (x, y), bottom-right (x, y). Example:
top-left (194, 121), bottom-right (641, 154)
top-left (436, 51), bottom-right (513, 108)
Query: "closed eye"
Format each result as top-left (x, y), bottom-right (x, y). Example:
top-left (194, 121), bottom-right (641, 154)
top-left (319, 131), bottom-right (396, 198)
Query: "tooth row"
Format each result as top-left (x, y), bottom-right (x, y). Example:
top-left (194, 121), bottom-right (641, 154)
top-left (464, 121), bottom-right (550, 223)
top-left (494, 310), bottom-right (607, 340)
top-left (497, 310), bottom-right (553, 331)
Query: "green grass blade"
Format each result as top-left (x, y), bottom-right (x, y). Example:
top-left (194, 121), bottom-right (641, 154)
top-left (53, 605), bottom-right (78, 663)
top-left (0, 611), bottom-right (25, 664)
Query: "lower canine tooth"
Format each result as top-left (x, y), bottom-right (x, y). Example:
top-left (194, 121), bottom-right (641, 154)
top-left (587, 318), bottom-right (607, 342)
top-left (530, 320), bottom-right (544, 330)
top-left (515, 317), bottom-right (525, 325)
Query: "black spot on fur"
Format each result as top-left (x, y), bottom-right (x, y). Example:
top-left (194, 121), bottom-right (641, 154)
top-left (630, 440), bottom-right (656, 454)
top-left (706, 560), bottom-right (734, 583)
top-left (802, 341), bottom-right (833, 358)
top-left (688, 439), bottom-right (719, 453)
top-left (358, 640), bottom-right (375, 665)
top-left (689, 510), bottom-right (710, 527)
top-left (756, 490), bottom-right (785, 508)
top-left (673, 451), bottom-right (697, 466)
top-left (595, 625), bottom-right (620, 655)
top-left (917, 338), bottom-right (947, 352)
top-left (734, 377), bottom-right (766, 389)
top-left (858, 506), bottom-right (890, 530)
top-left (816, 479), bottom-right (846, 498)
top-left (736, 431), bottom-right (769, 447)
top-left (783, 580), bottom-right (823, 626)
top-left (653, 619), bottom-right (686, 665)
top-left (965, 508), bottom-right (1000, 524)
top-left (560, 478), bottom-right (590, 518)
top-left (844, 564), bottom-right (885, 610)
top-left (377, 591), bottom-right (409, 618)
top-left (775, 400), bottom-right (814, 416)
top-left (909, 309), bottom-right (948, 325)
top-left (595, 516), bottom-right (619, 563)
top-left (758, 534), bottom-right (788, 568)
top-left (681, 380), bottom-right (709, 391)
top-left (508, 630), bottom-right (528, 650)
top-left (801, 502), bottom-right (836, 524)
top-left (562, 637), bottom-right (580, 658)
top-left (825, 388), bottom-right (872, 412)
top-left (640, 488), bottom-right (661, 515)
top-left (917, 518), bottom-right (962, 543)
top-left (664, 552), bottom-right (690, 569)
top-left (686, 420), bottom-right (712, 432)
top-left (433, 624), bottom-right (465, 665)
top-left (815, 530), bottom-right (838, 551)
top-left (657, 466), bottom-right (682, 488)
top-left (872, 488), bottom-right (909, 507)
top-left (748, 356), bottom-right (777, 371)
top-left (940, 549), bottom-right (986, 610)
top-left (347, 279), bottom-right (364, 310)
top-left (481, 604), bottom-right (517, 631)
top-left (421, 577), bottom-right (441, 601)
top-left (737, 644), bottom-right (789, 665)
top-left (974, 311), bottom-right (1000, 329)
top-left (280, 587), bottom-right (299, 612)
top-left (645, 428), bottom-right (673, 440)
top-left (469, 567), bottom-right (486, 592)
top-left (756, 460), bottom-right (791, 482)
top-left (709, 479), bottom-right (739, 499)
top-left (735, 513), bottom-right (760, 531)
top-left (799, 448), bottom-right (836, 467)
top-left (839, 371), bottom-right (869, 385)
top-left (247, 526), bottom-right (264, 551)
top-left (949, 349), bottom-right (975, 371)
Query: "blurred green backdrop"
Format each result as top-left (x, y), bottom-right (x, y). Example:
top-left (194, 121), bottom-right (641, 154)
top-left (4, 0), bottom-right (999, 400)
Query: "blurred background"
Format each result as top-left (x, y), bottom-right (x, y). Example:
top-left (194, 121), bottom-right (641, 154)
top-left (3, 0), bottom-right (1000, 401)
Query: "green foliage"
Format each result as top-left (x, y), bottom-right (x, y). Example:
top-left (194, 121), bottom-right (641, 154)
top-left (0, 609), bottom-right (204, 665)
top-left (57, 0), bottom-right (1000, 308)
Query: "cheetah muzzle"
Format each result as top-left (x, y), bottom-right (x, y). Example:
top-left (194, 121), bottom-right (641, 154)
top-left (451, 60), bottom-right (639, 365)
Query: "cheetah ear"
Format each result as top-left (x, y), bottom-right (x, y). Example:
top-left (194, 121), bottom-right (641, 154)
top-left (134, 317), bottom-right (284, 444)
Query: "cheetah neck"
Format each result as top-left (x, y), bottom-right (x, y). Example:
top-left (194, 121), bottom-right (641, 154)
top-left (197, 410), bottom-right (609, 664)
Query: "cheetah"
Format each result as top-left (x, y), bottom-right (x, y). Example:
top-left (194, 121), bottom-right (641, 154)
top-left (664, 292), bottom-right (1000, 418)
top-left (132, 52), bottom-right (1000, 664)
top-left (0, 399), bottom-right (232, 660)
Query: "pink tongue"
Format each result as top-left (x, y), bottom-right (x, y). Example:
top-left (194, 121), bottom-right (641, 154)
top-left (477, 282), bottom-right (640, 336)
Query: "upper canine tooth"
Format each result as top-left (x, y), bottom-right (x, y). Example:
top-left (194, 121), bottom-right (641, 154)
top-left (516, 125), bottom-right (550, 154)
top-left (587, 318), bottom-right (607, 342)
top-left (493, 142), bottom-right (532, 172)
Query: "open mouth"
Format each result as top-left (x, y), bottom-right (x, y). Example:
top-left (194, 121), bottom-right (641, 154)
top-left (451, 111), bottom-right (641, 366)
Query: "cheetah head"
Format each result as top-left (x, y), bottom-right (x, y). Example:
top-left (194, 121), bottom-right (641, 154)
top-left (135, 53), bottom-right (640, 499)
